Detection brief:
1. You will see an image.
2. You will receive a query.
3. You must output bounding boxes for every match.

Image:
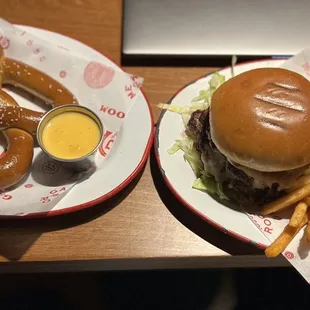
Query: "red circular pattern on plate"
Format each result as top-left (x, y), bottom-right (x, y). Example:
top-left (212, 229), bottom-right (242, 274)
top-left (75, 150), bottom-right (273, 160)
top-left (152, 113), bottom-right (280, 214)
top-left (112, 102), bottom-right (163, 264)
top-left (83, 61), bottom-right (115, 89)
top-left (0, 150), bottom-right (6, 159)
top-left (0, 37), bottom-right (10, 49)
top-left (24, 184), bottom-right (33, 188)
top-left (284, 251), bottom-right (294, 259)
top-left (59, 70), bottom-right (66, 78)
top-left (1, 195), bottom-right (12, 200)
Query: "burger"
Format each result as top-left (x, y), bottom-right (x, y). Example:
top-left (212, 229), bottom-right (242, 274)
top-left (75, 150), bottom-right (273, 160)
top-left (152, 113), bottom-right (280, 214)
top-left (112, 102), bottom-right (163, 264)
top-left (162, 68), bottom-right (310, 206)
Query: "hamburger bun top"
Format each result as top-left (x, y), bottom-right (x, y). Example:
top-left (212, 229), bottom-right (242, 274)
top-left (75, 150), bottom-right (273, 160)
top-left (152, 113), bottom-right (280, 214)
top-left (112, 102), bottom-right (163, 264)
top-left (210, 67), bottom-right (310, 172)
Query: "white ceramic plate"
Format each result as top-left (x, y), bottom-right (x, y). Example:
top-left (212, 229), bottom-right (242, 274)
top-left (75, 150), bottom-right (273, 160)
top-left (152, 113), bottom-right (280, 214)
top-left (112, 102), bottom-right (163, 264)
top-left (155, 59), bottom-right (288, 248)
top-left (6, 25), bottom-right (154, 218)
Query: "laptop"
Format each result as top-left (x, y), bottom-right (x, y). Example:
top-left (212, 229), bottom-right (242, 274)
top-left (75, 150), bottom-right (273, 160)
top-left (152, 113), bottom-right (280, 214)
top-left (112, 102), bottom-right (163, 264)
top-left (122, 0), bottom-right (310, 66)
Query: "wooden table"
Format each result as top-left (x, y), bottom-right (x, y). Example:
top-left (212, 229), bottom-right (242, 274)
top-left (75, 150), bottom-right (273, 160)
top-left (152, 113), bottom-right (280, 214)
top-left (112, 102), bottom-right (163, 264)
top-left (0, 0), bottom-right (288, 273)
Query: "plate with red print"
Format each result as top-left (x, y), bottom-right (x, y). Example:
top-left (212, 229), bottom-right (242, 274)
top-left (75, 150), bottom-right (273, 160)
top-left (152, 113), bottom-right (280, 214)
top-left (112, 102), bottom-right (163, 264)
top-left (0, 25), bottom-right (154, 218)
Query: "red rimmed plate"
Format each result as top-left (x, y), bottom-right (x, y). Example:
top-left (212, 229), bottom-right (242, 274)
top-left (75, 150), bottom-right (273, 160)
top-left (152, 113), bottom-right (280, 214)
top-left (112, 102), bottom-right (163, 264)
top-left (0, 25), bottom-right (154, 218)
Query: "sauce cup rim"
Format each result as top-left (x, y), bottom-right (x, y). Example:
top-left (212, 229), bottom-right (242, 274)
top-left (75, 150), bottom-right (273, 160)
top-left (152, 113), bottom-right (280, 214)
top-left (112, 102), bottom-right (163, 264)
top-left (37, 105), bottom-right (104, 163)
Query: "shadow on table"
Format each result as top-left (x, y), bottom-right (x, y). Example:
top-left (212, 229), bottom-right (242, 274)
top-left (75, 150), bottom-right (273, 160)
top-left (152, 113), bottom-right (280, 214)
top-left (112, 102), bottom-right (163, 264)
top-left (0, 164), bottom-right (145, 261)
top-left (149, 146), bottom-right (262, 256)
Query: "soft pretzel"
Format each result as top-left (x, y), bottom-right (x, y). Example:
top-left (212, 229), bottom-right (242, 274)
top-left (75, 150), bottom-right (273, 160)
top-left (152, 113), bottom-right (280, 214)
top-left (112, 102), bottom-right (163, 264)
top-left (0, 106), bottom-right (43, 135)
top-left (0, 57), bottom-right (78, 107)
top-left (0, 54), bottom-right (79, 191)
top-left (0, 128), bottom-right (34, 190)
top-left (0, 55), bottom-right (79, 136)
top-left (0, 91), bottom-right (34, 190)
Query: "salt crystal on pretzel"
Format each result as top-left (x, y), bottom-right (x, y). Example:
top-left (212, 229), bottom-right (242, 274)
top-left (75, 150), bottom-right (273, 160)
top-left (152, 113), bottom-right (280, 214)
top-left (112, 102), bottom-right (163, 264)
top-left (0, 54), bottom-right (78, 107)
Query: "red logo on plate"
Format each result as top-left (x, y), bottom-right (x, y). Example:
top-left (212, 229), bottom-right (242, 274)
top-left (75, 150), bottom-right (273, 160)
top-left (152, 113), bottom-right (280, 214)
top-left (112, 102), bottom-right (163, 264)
top-left (59, 70), bottom-right (66, 78)
top-left (0, 36), bottom-right (10, 50)
top-left (100, 105), bottom-right (125, 119)
top-left (99, 130), bottom-right (118, 157)
top-left (284, 251), bottom-right (294, 259)
top-left (84, 61), bottom-right (115, 89)
top-left (99, 130), bottom-right (113, 157)
top-left (0, 149), bottom-right (6, 159)
top-left (24, 184), bottom-right (33, 188)
top-left (1, 194), bottom-right (12, 201)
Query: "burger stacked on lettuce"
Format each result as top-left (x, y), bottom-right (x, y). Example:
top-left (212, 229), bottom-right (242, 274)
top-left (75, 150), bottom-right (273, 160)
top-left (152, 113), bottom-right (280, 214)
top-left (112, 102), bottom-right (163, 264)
top-left (159, 68), bottom-right (310, 206)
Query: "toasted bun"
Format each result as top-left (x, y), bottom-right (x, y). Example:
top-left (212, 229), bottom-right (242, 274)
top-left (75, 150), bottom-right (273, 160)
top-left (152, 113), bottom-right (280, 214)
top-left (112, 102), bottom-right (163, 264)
top-left (210, 68), bottom-right (310, 172)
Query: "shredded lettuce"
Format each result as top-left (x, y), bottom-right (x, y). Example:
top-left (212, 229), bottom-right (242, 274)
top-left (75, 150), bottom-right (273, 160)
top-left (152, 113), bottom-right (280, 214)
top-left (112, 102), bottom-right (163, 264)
top-left (190, 72), bottom-right (226, 106)
top-left (157, 101), bottom-right (208, 116)
top-left (168, 135), bottom-right (203, 177)
top-left (209, 72), bottom-right (226, 91)
top-left (157, 71), bottom-right (226, 129)
top-left (193, 176), bottom-right (229, 200)
top-left (158, 71), bottom-right (230, 200)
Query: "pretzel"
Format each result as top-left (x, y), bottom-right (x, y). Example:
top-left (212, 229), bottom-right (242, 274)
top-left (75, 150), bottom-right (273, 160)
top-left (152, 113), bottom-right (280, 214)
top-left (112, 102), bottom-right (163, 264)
top-left (0, 128), bottom-right (34, 190)
top-left (0, 91), bottom-right (34, 190)
top-left (0, 53), bottom-right (79, 191)
top-left (0, 57), bottom-right (78, 107)
top-left (0, 105), bottom-right (43, 135)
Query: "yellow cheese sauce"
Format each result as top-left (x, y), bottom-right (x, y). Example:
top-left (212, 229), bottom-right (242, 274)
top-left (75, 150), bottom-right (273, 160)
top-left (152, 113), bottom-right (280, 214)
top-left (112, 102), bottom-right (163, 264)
top-left (42, 111), bottom-right (101, 160)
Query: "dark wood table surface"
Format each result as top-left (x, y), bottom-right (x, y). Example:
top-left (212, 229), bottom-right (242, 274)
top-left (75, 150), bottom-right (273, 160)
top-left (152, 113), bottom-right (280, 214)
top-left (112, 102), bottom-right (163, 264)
top-left (0, 0), bottom-right (287, 272)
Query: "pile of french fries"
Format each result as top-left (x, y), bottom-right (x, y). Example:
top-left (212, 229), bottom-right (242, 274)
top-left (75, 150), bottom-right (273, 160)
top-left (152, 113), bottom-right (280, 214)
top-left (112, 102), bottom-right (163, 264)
top-left (261, 175), bottom-right (310, 257)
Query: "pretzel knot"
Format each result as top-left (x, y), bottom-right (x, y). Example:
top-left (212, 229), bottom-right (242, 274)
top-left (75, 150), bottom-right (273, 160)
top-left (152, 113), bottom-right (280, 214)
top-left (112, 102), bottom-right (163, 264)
top-left (0, 54), bottom-right (79, 191)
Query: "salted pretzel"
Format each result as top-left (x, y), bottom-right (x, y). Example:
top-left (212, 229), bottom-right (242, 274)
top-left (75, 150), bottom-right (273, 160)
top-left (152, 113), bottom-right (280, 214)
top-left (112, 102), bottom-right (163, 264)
top-left (0, 53), bottom-right (79, 191)
top-left (0, 92), bottom-right (34, 190)
top-left (0, 57), bottom-right (78, 107)
top-left (0, 97), bottom-right (43, 135)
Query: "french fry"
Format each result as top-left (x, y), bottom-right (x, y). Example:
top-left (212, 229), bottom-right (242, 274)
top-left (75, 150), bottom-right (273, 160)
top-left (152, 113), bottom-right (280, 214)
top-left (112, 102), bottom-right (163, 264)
top-left (265, 215), bottom-right (308, 258)
top-left (261, 184), bottom-right (310, 216)
top-left (288, 175), bottom-right (310, 193)
top-left (306, 222), bottom-right (310, 243)
top-left (289, 202), bottom-right (308, 228)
